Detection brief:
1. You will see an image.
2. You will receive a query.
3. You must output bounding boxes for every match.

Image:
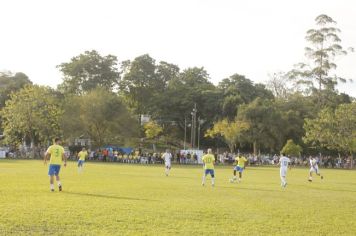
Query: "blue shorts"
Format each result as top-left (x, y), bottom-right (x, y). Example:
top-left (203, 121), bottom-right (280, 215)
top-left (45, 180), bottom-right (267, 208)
top-left (78, 160), bottom-right (85, 167)
top-left (205, 169), bottom-right (215, 176)
top-left (234, 166), bottom-right (244, 172)
top-left (48, 164), bottom-right (61, 176)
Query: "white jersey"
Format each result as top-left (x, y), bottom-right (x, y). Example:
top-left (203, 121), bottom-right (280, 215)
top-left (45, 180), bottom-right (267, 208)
top-left (310, 158), bottom-right (319, 173)
top-left (163, 152), bottom-right (172, 165)
top-left (279, 156), bottom-right (290, 169)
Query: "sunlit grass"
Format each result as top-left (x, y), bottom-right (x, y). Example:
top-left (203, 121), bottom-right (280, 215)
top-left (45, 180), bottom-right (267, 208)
top-left (0, 160), bottom-right (355, 235)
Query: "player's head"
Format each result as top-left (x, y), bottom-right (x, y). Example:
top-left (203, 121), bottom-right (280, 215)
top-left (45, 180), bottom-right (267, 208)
top-left (54, 137), bottom-right (61, 144)
top-left (165, 149), bottom-right (169, 153)
top-left (207, 148), bottom-right (212, 154)
top-left (82, 147), bottom-right (86, 151)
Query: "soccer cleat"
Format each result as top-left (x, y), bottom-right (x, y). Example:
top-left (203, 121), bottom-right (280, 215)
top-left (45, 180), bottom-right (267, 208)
top-left (212, 184), bottom-right (215, 187)
top-left (308, 179), bottom-right (312, 182)
top-left (51, 189), bottom-right (54, 192)
top-left (321, 176), bottom-right (324, 180)
top-left (58, 185), bottom-right (62, 191)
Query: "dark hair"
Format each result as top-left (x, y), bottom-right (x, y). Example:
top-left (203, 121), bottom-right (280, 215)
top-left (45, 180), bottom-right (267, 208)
top-left (54, 137), bottom-right (61, 142)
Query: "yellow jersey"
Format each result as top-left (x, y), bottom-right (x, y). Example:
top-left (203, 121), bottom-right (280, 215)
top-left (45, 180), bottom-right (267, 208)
top-left (235, 156), bottom-right (247, 168)
top-left (47, 144), bottom-right (65, 165)
top-left (78, 151), bottom-right (88, 161)
top-left (202, 154), bottom-right (215, 170)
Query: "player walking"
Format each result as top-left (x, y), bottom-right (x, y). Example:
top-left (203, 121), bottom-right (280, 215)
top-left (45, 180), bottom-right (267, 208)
top-left (202, 148), bottom-right (215, 187)
top-left (77, 147), bottom-right (88, 173)
top-left (277, 154), bottom-right (291, 188)
top-left (44, 137), bottom-right (66, 192)
top-left (162, 150), bottom-right (172, 176)
top-left (308, 156), bottom-right (323, 182)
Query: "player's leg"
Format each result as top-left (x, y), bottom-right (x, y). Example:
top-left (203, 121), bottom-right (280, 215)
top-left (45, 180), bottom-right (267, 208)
top-left (211, 170), bottom-right (215, 187)
top-left (308, 168), bottom-right (313, 182)
top-left (202, 170), bottom-right (207, 186)
top-left (56, 175), bottom-right (62, 191)
top-left (49, 175), bottom-right (55, 191)
top-left (238, 168), bottom-right (243, 182)
top-left (231, 167), bottom-right (237, 182)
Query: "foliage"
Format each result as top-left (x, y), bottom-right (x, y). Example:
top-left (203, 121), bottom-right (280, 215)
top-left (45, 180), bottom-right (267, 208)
top-left (61, 87), bottom-right (138, 147)
top-left (57, 50), bottom-right (120, 95)
top-left (304, 102), bottom-right (356, 155)
top-left (1, 85), bottom-right (63, 147)
top-left (205, 118), bottom-right (250, 152)
top-left (288, 14), bottom-right (353, 103)
top-left (144, 121), bottom-right (163, 139)
top-left (281, 139), bottom-right (302, 156)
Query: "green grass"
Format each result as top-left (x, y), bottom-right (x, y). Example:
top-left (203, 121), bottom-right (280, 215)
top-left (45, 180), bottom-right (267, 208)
top-left (0, 160), bottom-right (355, 235)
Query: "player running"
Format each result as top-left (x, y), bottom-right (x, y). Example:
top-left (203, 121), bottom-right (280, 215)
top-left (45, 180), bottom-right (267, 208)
top-left (44, 137), bottom-right (67, 192)
top-left (202, 148), bottom-right (215, 187)
top-left (277, 153), bottom-right (291, 188)
top-left (308, 156), bottom-right (323, 182)
top-left (230, 153), bottom-right (248, 183)
top-left (162, 150), bottom-right (172, 176)
top-left (77, 147), bottom-right (88, 173)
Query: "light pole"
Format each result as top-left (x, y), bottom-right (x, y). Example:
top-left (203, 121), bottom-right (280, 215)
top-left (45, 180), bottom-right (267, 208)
top-left (191, 104), bottom-right (197, 149)
top-left (184, 117), bottom-right (187, 150)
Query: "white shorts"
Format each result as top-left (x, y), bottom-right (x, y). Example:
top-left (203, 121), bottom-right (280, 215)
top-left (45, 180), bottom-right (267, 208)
top-left (280, 168), bottom-right (287, 177)
top-left (310, 166), bottom-right (319, 174)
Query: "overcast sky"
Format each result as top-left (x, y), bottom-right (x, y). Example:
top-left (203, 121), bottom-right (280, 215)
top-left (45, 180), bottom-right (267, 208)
top-left (1, 0), bottom-right (355, 96)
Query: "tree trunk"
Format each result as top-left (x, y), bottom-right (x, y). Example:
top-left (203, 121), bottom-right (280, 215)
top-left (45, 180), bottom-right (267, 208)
top-left (253, 141), bottom-right (257, 156)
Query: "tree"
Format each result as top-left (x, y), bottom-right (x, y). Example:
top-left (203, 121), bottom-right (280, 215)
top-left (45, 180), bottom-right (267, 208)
top-left (237, 98), bottom-right (284, 154)
top-left (288, 14), bottom-right (353, 104)
top-left (1, 85), bottom-right (63, 148)
top-left (144, 121), bottom-right (163, 139)
top-left (281, 139), bottom-right (302, 157)
top-left (57, 50), bottom-right (120, 94)
top-left (205, 118), bottom-right (249, 152)
top-left (119, 54), bottom-right (158, 120)
top-left (304, 103), bottom-right (356, 167)
top-left (61, 87), bottom-right (138, 147)
top-left (218, 74), bottom-right (273, 119)
top-left (265, 72), bottom-right (289, 99)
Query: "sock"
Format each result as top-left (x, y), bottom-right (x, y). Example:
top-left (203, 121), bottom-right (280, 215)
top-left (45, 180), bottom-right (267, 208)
top-left (50, 184), bottom-right (54, 190)
top-left (212, 178), bottom-right (215, 186)
top-left (202, 175), bottom-right (206, 185)
top-left (233, 176), bottom-right (237, 180)
top-left (57, 181), bottom-right (61, 187)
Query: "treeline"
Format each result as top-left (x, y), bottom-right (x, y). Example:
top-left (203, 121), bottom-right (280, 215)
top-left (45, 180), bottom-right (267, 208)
top-left (0, 14), bottom-right (355, 159)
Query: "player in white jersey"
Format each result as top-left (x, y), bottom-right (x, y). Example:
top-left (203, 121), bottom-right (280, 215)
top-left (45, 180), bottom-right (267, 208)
top-left (308, 156), bottom-right (323, 182)
top-left (277, 154), bottom-right (291, 188)
top-left (162, 150), bottom-right (172, 176)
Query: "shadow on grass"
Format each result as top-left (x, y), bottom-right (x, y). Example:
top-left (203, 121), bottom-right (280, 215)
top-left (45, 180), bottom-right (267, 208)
top-left (217, 185), bottom-right (280, 192)
top-left (62, 191), bottom-right (159, 202)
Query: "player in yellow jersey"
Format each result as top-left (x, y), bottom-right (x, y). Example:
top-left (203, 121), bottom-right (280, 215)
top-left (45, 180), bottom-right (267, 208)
top-left (202, 148), bottom-right (215, 187)
top-left (77, 147), bottom-right (88, 173)
top-left (230, 154), bottom-right (248, 183)
top-left (44, 137), bottom-right (66, 192)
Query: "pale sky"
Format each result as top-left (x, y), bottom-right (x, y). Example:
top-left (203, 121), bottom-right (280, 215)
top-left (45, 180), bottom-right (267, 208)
top-left (1, 0), bottom-right (355, 97)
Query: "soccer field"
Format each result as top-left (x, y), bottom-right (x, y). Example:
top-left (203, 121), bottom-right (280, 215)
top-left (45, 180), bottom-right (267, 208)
top-left (0, 160), bottom-right (355, 235)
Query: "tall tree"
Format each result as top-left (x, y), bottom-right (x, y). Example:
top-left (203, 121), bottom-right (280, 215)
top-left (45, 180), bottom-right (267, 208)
top-left (205, 118), bottom-right (249, 152)
top-left (62, 87), bottom-right (138, 147)
top-left (1, 85), bottom-right (63, 148)
top-left (303, 103), bottom-right (356, 167)
top-left (288, 14), bottom-right (353, 104)
top-left (57, 50), bottom-right (120, 94)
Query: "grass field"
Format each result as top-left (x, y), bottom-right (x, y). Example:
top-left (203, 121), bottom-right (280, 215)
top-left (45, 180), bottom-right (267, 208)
top-left (0, 160), bottom-right (355, 235)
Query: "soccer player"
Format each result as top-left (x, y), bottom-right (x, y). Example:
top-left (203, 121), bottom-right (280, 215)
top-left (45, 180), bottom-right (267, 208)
top-left (308, 156), bottom-right (323, 182)
top-left (202, 148), bottom-right (215, 187)
top-left (162, 149), bottom-right (172, 176)
top-left (77, 147), bottom-right (88, 173)
top-left (230, 153), bottom-right (248, 183)
top-left (277, 153), bottom-right (291, 188)
top-left (44, 137), bottom-right (66, 192)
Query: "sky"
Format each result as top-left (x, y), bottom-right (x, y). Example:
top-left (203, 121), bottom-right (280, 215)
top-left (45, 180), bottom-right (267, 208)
top-left (1, 0), bottom-right (355, 97)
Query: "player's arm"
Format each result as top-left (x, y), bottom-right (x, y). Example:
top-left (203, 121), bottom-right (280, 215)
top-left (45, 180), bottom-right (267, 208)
top-left (62, 151), bottom-right (67, 167)
top-left (44, 151), bottom-right (50, 165)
